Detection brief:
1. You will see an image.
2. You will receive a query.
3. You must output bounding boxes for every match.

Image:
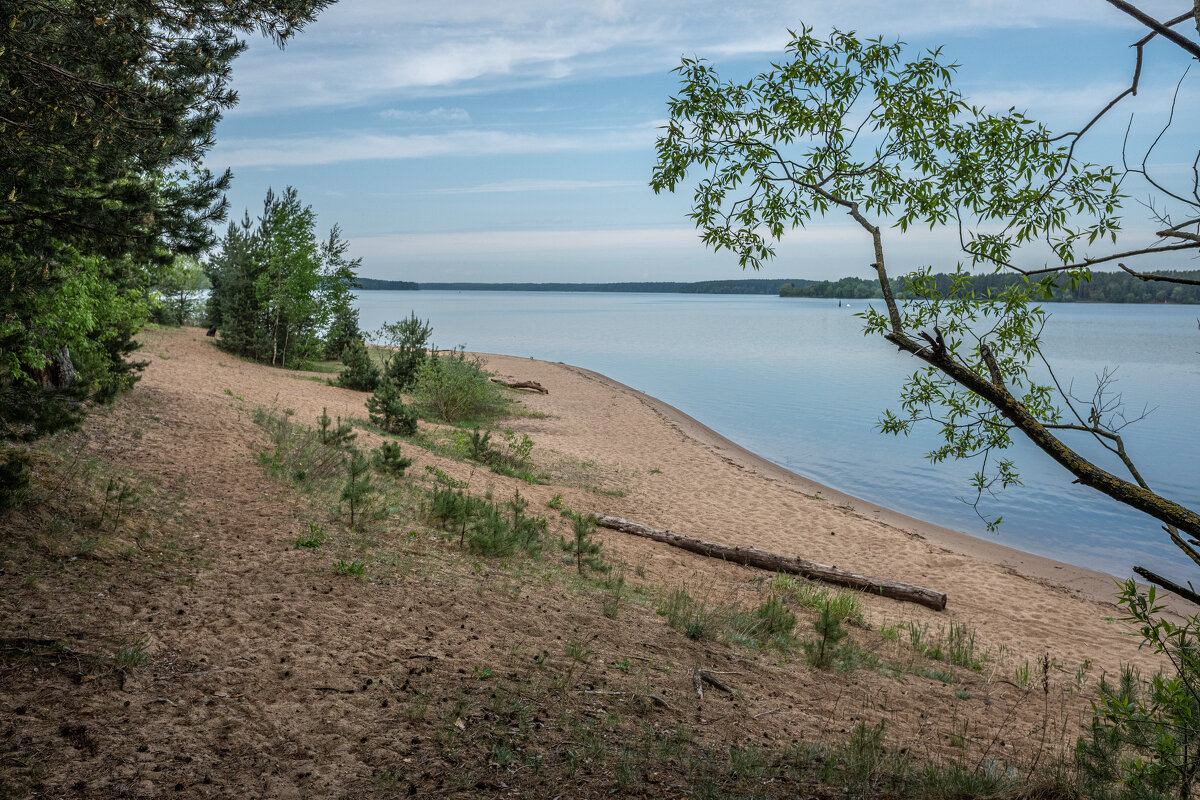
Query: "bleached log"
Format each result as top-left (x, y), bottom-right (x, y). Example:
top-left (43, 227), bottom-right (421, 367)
top-left (490, 378), bottom-right (548, 394)
top-left (590, 513), bottom-right (947, 611)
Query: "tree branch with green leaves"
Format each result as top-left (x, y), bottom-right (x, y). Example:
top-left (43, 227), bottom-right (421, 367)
top-left (651, 23), bottom-right (1200, 588)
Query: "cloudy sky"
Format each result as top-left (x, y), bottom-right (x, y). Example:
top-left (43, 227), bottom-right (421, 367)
top-left (205, 1), bottom-right (1200, 283)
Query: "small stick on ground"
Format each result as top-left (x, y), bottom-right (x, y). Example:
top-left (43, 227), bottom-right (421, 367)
top-left (698, 670), bottom-right (734, 693)
top-left (582, 689), bottom-right (670, 709)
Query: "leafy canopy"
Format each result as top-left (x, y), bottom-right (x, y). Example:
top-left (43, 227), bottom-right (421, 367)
top-left (651, 27), bottom-right (1124, 530)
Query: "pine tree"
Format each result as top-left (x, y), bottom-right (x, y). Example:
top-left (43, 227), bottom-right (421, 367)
top-left (341, 447), bottom-right (373, 529)
top-left (561, 512), bottom-right (609, 575)
top-left (0, 0), bottom-right (333, 510)
top-left (337, 339), bottom-right (381, 392)
top-left (376, 312), bottom-right (433, 390)
top-left (366, 380), bottom-right (418, 436)
top-left (373, 442), bottom-right (414, 477)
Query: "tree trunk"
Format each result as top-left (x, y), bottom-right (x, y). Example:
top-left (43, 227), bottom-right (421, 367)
top-left (590, 513), bottom-right (948, 611)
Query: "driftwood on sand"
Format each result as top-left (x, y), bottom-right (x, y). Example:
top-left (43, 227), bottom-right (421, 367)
top-left (590, 514), bottom-right (948, 612)
top-left (490, 378), bottom-right (549, 394)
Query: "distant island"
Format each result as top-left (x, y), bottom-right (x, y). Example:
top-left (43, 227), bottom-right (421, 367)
top-left (357, 278), bottom-right (810, 295)
top-left (779, 270), bottom-right (1200, 304)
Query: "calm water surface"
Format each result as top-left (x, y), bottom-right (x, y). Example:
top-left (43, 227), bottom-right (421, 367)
top-left (356, 290), bottom-right (1200, 579)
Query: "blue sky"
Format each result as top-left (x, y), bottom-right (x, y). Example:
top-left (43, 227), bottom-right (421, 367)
top-left (205, 1), bottom-right (1200, 283)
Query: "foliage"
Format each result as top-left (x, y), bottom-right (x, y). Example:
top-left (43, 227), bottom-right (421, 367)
top-left (426, 486), bottom-right (546, 558)
top-left (560, 512), bottom-right (609, 575)
top-left (152, 256), bottom-right (211, 325)
top-left (340, 447), bottom-right (374, 529)
top-left (318, 408), bottom-right (357, 448)
top-left (206, 188), bottom-right (360, 368)
top-left (803, 601), bottom-right (849, 670)
top-left (1, 250), bottom-right (150, 507)
top-left (0, 1), bottom-right (331, 510)
top-left (366, 379), bottom-right (418, 436)
top-left (730, 596), bottom-right (797, 650)
top-left (412, 348), bottom-right (507, 424)
top-left (1, 1), bottom-right (331, 263)
top-left (780, 277), bottom-right (881, 299)
top-left (294, 523), bottom-right (326, 549)
top-left (375, 312), bottom-right (433, 390)
top-left (1076, 581), bottom-right (1200, 799)
top-left (467, 492), bottom-right (547, 558)
top-left (373, 441), bottom-right (413, 477)
top-left (319, 227), bottom-right (364, 360)
top-left (337, 338), bottom-right (381, 392)
top-left (651, 22), bottom-right (1200, 570)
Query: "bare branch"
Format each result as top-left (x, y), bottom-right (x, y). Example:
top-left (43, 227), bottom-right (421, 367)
top-left (1119, 262), bottom-right (1200, 285)
top-left (1105, 0), bottom-right (1200, 59)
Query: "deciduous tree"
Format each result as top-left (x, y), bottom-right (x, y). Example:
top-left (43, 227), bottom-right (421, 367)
top-left (652, 9), bottom-right (1200, 593)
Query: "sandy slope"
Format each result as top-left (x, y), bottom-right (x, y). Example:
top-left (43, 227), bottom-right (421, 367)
top-left (0, 325), bottom-right (1174, 798)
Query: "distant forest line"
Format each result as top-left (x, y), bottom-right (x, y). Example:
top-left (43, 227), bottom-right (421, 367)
top-left (357, 278), bottom-right (810, 294)
top-left (779, 271), bottom-right (1200, 304)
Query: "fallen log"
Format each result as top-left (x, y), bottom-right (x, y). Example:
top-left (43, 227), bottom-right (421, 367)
top-left (490, 378), bottom-right (548, 394)
top-left (590, 514), bottom-right (947, 611)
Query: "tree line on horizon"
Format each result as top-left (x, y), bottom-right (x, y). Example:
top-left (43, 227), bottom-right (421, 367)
top-left (358, 277), bottom-right (810, 294)
top-left (779, 270), bottom-right (1200, 303)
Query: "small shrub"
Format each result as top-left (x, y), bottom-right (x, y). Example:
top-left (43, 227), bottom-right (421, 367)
top-left (340, 447), bottom-right (373, 528)
top-left (466, 492), bottom-right (546, 558)
top-left (366, 380), bottom-right (418, 436)
top-left (1076, 581), bottom-right (1200, 799)
top-left (294, 522), bottom-right (326, 549)
top-left (337, 337), bottom-right (380, 391)
top-left (318, 408), bottom-right (357, 447)
top-left (731, 596), bottom-right (797, 649)
top-left (334, 559), bottom-right (365, 576)
top-left (112, 635), bottom-right (151, 670)
top-left (560, 511), bottom-right (608, 574)
top-left (373, 441), bottom-right (413, 476)
top-left (804, 601), bottom-right (848, 669)
top-left (465, 428), bottom-right (493, 463)
top-left (412, 348), bottom-right (507, 424)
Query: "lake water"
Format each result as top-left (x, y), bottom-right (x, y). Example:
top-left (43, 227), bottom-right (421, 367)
top-left (356, 290), bottom-right (1200, 580)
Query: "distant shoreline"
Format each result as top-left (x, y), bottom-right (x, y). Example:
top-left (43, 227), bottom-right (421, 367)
top-left (356, 277), bottom-right (808, 294)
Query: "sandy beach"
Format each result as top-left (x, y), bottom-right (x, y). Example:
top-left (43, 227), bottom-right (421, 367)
top-left (0, 325), bottom-right (1175, 797)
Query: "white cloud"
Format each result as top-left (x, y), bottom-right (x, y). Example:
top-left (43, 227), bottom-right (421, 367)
top-left (380, 107), bottom-right (471, 123)
top-left (430, 179), bottom-right (642, 194)
top-left (229, 1), bottom-right (1175, 115)
top-left (209, 125), bottom-right (655, 168)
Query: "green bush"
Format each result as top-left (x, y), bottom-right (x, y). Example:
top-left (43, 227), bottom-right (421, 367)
top-left (366, 379), bottom-right (418, 435)
top-left (412, 348), bottom-right (506, 424)
top-left (373, 441), bottom-right (413, 476)
top-left (336, 337), bottom-right (380, 392)
top-left (1075, 580), bottom-right (1200, 799)
top-left (376, 311), bottom-right (432, 390)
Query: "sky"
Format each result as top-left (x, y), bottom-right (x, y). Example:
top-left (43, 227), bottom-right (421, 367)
top-left (204, 1), bottom-right (1200, 283)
